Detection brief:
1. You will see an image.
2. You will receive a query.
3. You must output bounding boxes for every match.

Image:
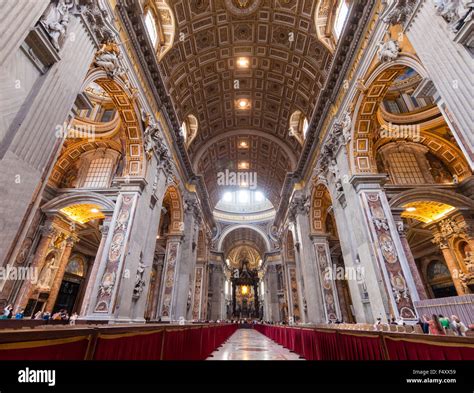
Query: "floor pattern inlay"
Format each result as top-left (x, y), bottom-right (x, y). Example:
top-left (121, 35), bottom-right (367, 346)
top-left (208, 329), bottom-right (304, 361)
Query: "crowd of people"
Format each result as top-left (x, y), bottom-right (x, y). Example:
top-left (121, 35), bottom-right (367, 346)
top-left (0, 304), bottom-right (79, 325)
top-left (419, 314), bottom-right (469, 336)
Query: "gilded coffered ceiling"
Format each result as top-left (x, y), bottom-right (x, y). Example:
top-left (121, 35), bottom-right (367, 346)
top-left (158, 0), bottom-right (333, 207)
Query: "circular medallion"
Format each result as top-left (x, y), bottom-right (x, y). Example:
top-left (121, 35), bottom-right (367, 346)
top-left (379, 233), bottom-right (398, 264)
top-left (108, 233), bottom-right (124, 261)
top-left (391, 274), bottom-right (406, 291)
top-left (225, 0), bottom-right (262, 16)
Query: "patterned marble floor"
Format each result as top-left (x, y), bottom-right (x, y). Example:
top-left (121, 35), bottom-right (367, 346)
top-left (207, 328), bottom-right (303, 360)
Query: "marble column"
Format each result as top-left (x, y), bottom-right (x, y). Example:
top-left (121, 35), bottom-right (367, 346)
top-left (331, 252), bottom-right (352, 323)
top-left (432, 233), bottom-right (466, 295)
top-left (158, 235), bottom-right (183, 321)
top-left (209, 262), bottom-right (225, 321)
top-left (285, 263), bottom-right (301, 323)
top-left (312, 235), bottom-right (342, 322)
top-left (45, 235), bottom-right (78, 312)
top-left (405, 1), bottom-right (474, 168)
top-left (353, 176), bottom-right (420, 321)
top-left (393, 215), bottom-right (428, 300)
top-left (79, 216), bottom-right (111, 317)
top-left (175, 197), bottom-right (200, 321)
top-left (148, 257), bottom-right (164, 321)
top-left (82, 192), bottom-right (140, 321)
top-left (264, 264), bottom-right (280, 322)
top-left (290, 193), bottom-right (326, 323)
top-left (191, 263), bottom-right (205, 320)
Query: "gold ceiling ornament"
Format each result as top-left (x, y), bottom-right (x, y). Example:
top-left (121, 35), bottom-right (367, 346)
top-left (401, 201), bottom-right (456, 223)
top-left (225, 0), bottom-right (261, 15)
top-left (60, 203), bottom-right (105, 224)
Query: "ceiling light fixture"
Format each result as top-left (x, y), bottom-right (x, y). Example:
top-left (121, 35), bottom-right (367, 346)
top-left (236, 57), bottom-right (250, 68)
top-left (406, 207), bottom-right (417, 212)
top-left (90, 208), bottom-right (100, 213)
top-left (237, 99), bottom-right (249, 109)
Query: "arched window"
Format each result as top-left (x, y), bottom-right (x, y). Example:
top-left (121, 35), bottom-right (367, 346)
top-left (334, 1), bottom-right (349, 39)
top-left (289, 111), bottom-right (308, 145)
top-left (181, 114), bottom-right (198, 146)
top-left (145, 10), bottom-right (158, 47)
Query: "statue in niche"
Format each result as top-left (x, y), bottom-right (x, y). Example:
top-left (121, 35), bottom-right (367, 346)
top-left (40, 0), bottom-right (74, 50)
top-left (38, 255), bottom-right (57, 290)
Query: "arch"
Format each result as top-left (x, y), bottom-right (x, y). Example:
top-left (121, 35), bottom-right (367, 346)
top-left (42, 192), bottom-right (116, 216)
top-left (310, 183), bottom-right (334, 234)
top-left (217, 224), bottom-right (271, 254)
top-left (389, 188), bottom-right (474, 210)
top-left (350, 57), bottom-right (429, 173)
top-left (163, 185), bottom-right (184, 235)
top-left (81, 69), bottom-right (145, 177)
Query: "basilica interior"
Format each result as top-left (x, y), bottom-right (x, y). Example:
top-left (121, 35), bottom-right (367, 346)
top-left (0, 0), bottom-right (473, 364)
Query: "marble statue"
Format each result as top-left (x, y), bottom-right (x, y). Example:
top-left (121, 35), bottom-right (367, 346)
top-left (94, 41), bottom-right (124, 78)
top-left (434, 0), bottom-right (473, 32)
top-left (40, 0), bottom-right (74, 50)
top-left (38, 256), bottom-right (56, 290)
top-left (378, 39), bottom-right (401, 63)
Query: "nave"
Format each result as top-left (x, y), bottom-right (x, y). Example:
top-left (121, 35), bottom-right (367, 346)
top-left (208, 328), bottom-right (302, 361)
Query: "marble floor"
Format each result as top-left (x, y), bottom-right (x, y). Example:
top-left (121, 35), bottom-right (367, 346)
top-left (207, 328), bottom-right (303, 360)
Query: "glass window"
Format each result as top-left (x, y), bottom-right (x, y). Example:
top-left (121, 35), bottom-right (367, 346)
top-left (303, 117), bottom-right (309, 138)
top-left (334, 1), bottom-right (349, 39)
top-left (238, 190), bottom-right (249, 203)
top-left (83, 158), bottom-right (113, 188)
top-left (101, 109), bottom-right (115, 122)
top-left (145, 11), bottom-right (158, 47)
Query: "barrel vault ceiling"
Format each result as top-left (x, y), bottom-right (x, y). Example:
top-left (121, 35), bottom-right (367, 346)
top-left (158, 0), bottom-right (333, 208)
